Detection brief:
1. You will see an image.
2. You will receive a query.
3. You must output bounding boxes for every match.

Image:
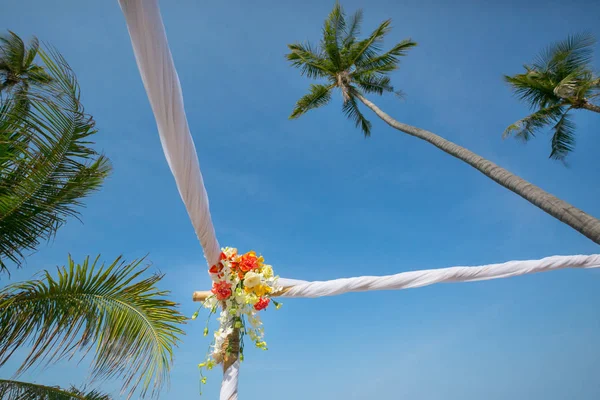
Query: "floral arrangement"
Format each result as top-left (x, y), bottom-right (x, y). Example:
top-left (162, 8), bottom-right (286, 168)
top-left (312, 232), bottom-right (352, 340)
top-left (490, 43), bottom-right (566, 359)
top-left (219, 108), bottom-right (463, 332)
top-left (193, 247), bottom-right (282, 388)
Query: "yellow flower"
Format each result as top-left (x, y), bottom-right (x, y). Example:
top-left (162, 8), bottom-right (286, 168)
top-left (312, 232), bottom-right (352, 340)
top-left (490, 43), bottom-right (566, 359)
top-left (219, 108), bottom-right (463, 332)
top-left (261, 265), bottom-right (273, 278)
top-left (252, 284), bottom-right (272, 297)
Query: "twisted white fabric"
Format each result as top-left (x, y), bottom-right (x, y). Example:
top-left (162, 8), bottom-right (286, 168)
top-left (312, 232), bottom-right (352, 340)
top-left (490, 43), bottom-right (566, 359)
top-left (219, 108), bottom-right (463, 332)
top-left (118, 0), bottom-right (221, 267)
top-left (220, 361), bottom-right (240, 400)
top-left (282, 254), bottom-right (600, 298)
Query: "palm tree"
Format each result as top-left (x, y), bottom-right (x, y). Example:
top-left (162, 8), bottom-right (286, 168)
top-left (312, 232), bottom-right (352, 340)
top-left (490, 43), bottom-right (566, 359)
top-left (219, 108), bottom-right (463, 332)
top-left (0, 36), bottom-right (111, 273)
top-left (0, 31), bottom-right (52, 94)
top-left (504, 34), bottom-right (600, 160)
top-left (0, 255), bottom-right (186, 399)
top-left (0, 379), bottom-right (111, 399)
top-left (286, 2), bottom-right (600, 245)
top-left (0, 33), bottom-right (186, 398)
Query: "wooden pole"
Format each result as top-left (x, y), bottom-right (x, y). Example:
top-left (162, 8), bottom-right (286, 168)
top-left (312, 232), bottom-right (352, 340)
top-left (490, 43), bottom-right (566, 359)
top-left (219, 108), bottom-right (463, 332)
top-left (192, 287), bottom-right (291, 302)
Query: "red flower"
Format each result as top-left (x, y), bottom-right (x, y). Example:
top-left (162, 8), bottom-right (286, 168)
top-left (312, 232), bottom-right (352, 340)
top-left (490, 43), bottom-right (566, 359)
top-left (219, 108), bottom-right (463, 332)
top-left (254, 297), bottom-right (270, 311)
top-left (211, 281), bottom-right (232, 300)
top-left (209, 263), bottom-right (223, 274)
top-left (239, 252), bottom-right (259, 272)
top-left (219, 252), bottom-right (227, 261)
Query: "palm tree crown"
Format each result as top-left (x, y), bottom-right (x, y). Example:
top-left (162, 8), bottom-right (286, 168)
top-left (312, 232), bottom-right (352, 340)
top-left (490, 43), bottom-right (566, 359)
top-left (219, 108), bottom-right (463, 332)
top-left (286, 2), bottom-right (416, 136)
top-left (0, 31), bottom-right (52, 94)
top-left (0, 38), bottom-right (111, 272)
top-left (504, 33), bottom-right (600, 160)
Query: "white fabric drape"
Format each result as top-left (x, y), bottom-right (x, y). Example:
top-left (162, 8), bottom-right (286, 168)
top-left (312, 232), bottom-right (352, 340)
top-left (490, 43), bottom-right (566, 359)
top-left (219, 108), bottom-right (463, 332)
top-left (282, 254), bottom-right (600, 298)
top-left (118, 0), bottom-right (221, 267)
top-left (118, 1), bottom-right (237, 397)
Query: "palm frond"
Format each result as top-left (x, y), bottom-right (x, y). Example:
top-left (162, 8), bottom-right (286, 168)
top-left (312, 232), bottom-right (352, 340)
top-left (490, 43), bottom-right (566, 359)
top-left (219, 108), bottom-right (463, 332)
top-left (321, 1), bottom-right (346, 68)
top-left (342, 89), bottom-right (371, 136)
top-left (504, 72), bottom-right (560, 109)
top-left (0, 255), bottom-right (186, 399)
top-left (0, 46), bottom-right (111, 272)
top-left (549, 110), bottom-right (576, 160)
top-left (342, 9), bottom-right (363, 48)
top-left (535, 33), bottom-right (595, 74)
top-left (354, 39), bottom-right (417, 75)
top-left (353, 74), bottom-right (394, 95)
top-left (0, 379), bottom-right (110, 400)
top-left (0, 31), bottom-right (25, 74)
top-left (289, 84), bottom-right (333, 119)
top-left (503, 103), bottom-right (566, 142)
top-left (286, 42), bottom-right (333, 79)
top-left (347, 19), bottom-right (392, 68)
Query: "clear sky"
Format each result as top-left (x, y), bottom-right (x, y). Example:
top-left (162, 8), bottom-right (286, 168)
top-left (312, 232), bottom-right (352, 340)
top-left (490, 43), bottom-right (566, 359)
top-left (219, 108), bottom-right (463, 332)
top-left (1, 0), bottom-right (600, 398)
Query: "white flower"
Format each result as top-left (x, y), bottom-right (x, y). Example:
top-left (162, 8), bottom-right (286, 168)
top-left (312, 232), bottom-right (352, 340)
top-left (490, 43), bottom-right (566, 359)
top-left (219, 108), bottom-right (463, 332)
top-left (243, 271), bottom-right (261, 288)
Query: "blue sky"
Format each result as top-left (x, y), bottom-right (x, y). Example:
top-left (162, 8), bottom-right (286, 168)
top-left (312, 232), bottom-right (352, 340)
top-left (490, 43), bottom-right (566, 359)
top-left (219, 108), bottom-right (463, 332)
top-left (2, 0), bottom-right (600, 398)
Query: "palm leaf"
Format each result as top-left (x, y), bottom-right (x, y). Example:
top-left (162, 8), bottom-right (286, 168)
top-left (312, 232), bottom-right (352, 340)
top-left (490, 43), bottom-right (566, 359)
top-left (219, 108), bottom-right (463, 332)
top-left (0, 255), bottom-right (186, 399)
top-left (347, 19), bottom-right (392, 68)
top-left (342, 90), bottom-right (371, 136)
top-left (321, 1), bottom-right (345, 68)
top-left (353, 74), bottom-right (394, 95)
top-left (549, 110), bottom-right (576, 160)
top-left (535, 33), bottom-right (595, 74)
top-left (503, 103), bottom-right (566, 141)
top-left (289, 84), bottom-right (333, 119)
top-left (0, 45), bottom-right (111, 272)
top-left (355, 39), bottom-right (417, 74)
top-left (342, 9), bottom-right (363, 48)
top-left (286, 42), bottom-right (333, 79)
top-left (504, 71), bottom-right (560, 109)
top-left (0, 379), bottom-right (110, 400)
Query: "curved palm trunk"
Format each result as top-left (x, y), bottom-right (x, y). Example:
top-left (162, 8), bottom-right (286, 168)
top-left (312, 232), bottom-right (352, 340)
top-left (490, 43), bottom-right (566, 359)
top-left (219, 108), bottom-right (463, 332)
top-left (582, 101), bottom-right (600, 113)
top-left (355, 93), bottom-right (600, 245)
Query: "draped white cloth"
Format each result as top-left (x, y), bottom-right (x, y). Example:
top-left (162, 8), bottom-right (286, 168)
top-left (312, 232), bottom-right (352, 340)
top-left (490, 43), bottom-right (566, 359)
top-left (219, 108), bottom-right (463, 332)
top-left (118, 0), bottom-right (221, 268)
top-left (117, 2), bottom-right (599, 400)
top-left (282, 254), bottom-right (600, 298)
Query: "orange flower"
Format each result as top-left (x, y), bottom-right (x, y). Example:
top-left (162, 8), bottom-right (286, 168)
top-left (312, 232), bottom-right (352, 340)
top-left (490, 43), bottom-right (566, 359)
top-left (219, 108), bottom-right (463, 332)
top-left (239, 251), bottom-right (260, 272)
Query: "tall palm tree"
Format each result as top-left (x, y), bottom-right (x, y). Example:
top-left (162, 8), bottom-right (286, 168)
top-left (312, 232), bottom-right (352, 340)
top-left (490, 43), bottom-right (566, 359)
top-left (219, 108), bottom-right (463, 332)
top-left (0, 255), bottom-right (186, 399)
top-left (504, 34), bottom-right (600, 160)
top-left (0, 379), bottom-right (111, 399)
top-left (286, 2), bottom-right (600, 245)
top-left (0, 36), bottom-right (111, 273)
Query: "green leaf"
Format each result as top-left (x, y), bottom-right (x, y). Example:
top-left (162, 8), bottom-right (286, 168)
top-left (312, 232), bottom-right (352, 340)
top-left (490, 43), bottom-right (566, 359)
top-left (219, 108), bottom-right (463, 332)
top-left (0, 255), bottom-right (186, 399)
top-left (0, 379), bottom-right (110, 400)
top-left (0, 44), bottom-right (110, 272)
top-left (289, 84), bottom-right (333, 119)
top-left (549, 110), bottom-right (576, 160)
top-left (342, 92), bottom-right (371, 136)
top-left (354, 74), bottom-right (394, 95)
top-left (286, 42), bottom-right (332, 79)
top-left (503, 103), bottom-right (566, 142)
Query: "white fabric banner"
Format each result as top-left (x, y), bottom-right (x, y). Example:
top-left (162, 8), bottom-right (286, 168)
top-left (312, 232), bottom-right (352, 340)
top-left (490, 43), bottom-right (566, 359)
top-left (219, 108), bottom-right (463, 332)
top-left (118, 0), bottom-right (221, 267)
top-left (282, 254), bottom-right (600, 298)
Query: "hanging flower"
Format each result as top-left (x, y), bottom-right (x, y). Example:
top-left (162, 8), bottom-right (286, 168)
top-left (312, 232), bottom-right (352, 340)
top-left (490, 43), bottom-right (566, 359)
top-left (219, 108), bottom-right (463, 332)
top-left (254, 297), bottom-right (270, 311)
top-left (211, 281), bottom-right (232, 300)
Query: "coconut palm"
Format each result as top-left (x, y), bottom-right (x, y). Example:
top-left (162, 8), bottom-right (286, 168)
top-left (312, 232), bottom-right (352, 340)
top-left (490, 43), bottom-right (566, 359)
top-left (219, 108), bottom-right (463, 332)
top-left (0, 255), bottom-right (186, 399)
top-left (0, 33), bottom-right (186, 398)
top-left (286, 2), bottom-right (600, 245)
top-left (0, 30), bottom-right (52, 112)
top-left (0, 36), bottom-right (111, 273)
top-left (504, 34), bottom-right (600, 160)
top-left (0, 379), bottom-right (111, 400)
